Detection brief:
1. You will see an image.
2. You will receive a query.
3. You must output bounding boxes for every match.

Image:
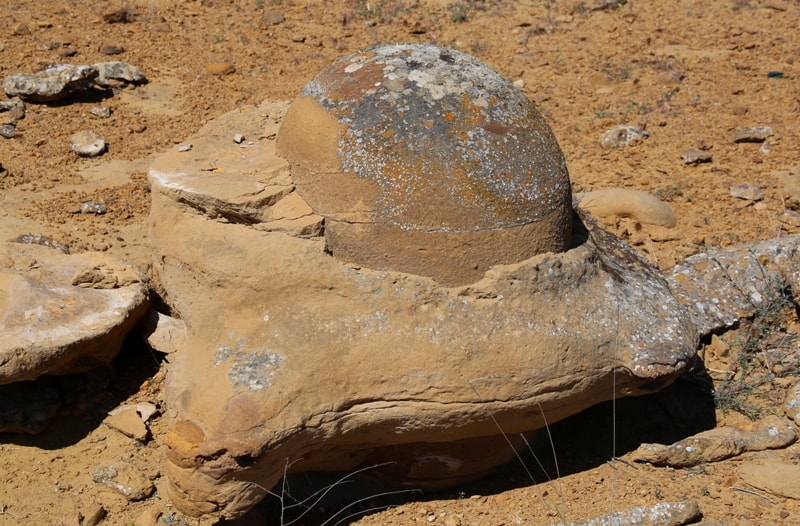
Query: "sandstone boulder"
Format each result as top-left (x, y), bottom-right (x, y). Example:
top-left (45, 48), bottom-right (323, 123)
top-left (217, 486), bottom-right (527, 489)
top-left (149, 47), bottom-right (697, 520)
top-left (0, 242), bottom-right (149, 384)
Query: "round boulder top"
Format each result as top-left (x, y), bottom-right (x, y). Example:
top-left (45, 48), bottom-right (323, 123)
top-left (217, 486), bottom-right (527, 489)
top-left (277, 43), bottom-right (573, 286)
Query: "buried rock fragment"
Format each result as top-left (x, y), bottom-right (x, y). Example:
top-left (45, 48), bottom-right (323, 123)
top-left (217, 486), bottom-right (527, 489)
top-left (628, 414), bottom-right (797, 468)
top-left (150, 45), bottom-right (698, 520)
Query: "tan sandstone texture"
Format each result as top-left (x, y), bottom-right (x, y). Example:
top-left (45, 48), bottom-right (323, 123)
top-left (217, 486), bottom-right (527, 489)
top-left (148, 46), bottom-right (698, 520)
top-left (0, 242), bottom-right (149, 384)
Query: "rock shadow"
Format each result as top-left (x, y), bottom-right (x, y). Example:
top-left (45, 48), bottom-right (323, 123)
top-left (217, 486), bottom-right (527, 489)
top-left (219, 366), bottom-right (717, 526)
top-left (0, 332), bottom-right (164, 449)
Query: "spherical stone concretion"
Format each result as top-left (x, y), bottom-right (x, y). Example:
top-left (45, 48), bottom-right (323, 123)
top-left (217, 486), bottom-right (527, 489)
top-left (277, 43), bottom-right (573, 286)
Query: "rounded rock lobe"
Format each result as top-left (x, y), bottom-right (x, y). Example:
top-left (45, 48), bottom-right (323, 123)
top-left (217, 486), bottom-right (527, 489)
top-left (277, 44), bottom-right (573, 285)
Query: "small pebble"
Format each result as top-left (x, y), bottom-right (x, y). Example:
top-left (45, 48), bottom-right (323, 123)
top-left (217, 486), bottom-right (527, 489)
top-left (80, 201), bottom-right (107, 214)
top-left (0, 124), bottom-right (18, 138)
top-left (90, 106), bottom-right (112, 118)
top-left (233, 133), bottom-right (245, 144)
top-left (177, 143), bottom-right (192, 152)
top-left (262, 10), bottom-right (286, 25)
top-left (205, 62), bottom-right (235, 76)
top-left (70, 131), bottom-right (107, 157)
top-left (734, 125), bottom-right (773, 143)
top-left (103, 8), bottom-right (134, 23)
top-left (599, 125), bottom-right (650, 148)
top-left (0, 97), bottom-right (26, 121)
top-left (99, 44), bottom-right (125, 55)
top-left (682, 148), bottom-right (712, 165)
top-left (730, 183), bottom-right (763, 201)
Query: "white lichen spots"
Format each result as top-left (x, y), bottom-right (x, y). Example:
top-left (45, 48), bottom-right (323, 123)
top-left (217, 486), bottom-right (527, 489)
top-left (214, 337), bottom-right (283, 392)
top-left (344, 62), bottom-right (364, 74)
top-left (768, 425), bottom-right (779, 437)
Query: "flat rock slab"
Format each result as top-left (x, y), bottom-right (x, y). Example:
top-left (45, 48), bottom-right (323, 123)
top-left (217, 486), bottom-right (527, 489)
top-left (738, 462), bottom-right (800, 500)
top-left (0, 242), bottom-right (149, 384)
top-left (149, 101), bottom-right (697, 520)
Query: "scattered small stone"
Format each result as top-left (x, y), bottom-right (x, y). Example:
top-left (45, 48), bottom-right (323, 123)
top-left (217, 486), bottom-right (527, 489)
top-left (262, 10), bottom-right (286, 25)
top-left (57, 47), bottom-right (78, 58)
top-left (98, 44), bottom-right (125, 55)
top-left (777, 210), bottom-right (800, 229)
top-left (11, 23), bottom-right (31, 36)
top-left (0, 97), bottom-right (25, 121)
top-left (70, 131), bottom-right (107, 157)
top-left (734, 125), bottom-right (773, 143)
top-left (10, 233), bottom-right (69, 253)
top-left (140, 309), bottom-right (187, 355)
top-left (103, 7), bottom-right (135, 23)
top-left (773, 165), bottom-right (800, 210)
top-left (83, 506), bottom-right (107, 526)
top-left (92, 61), bottom-right (147, 87)
top-left (598, 124), bottom-right (650, 148)
top-left (759, 141), bottom-right (772, 154)
top-left (730, 183), bottom-right (763, 201)
top-left (512, 78), bottom-right (525, 89)
top-left (93, 463), bottom-right (154, 501)
top-left (2, 64), bottom-right (98, 102)
top-left (548, 501), bottom-right (701, 526)
top-left (90, 106), bottom-right (112, 118)
top-left (80, 201), bottom-right (107, 214)
top-left (233, 133), bottom-right (245, 144)
top-left (0, 124), bottom-right (18, 139)
top-left (682, 147), bottom-right (712, 165)
top-left (104, 405), bottom-right (150, 442)
top-left (177, 143), bottom-right (192, 152)
top-left (205, 62), bottom-right (236, 76)
top-left (767, 70), bottom-right (785, 78)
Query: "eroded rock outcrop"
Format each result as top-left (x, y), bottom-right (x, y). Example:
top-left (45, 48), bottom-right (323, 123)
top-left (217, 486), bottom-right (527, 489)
top-left (0, 242), bottom-right (149, 384)
top-left (149, 45), bottom-right (698, 520)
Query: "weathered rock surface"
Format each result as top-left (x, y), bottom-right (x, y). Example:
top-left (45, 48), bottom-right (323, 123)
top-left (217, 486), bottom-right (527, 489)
top-left (667, 235), bottom-right (800, 336)
top-left (150, 86), bottom-right (696, 520)
top-left (0, 242), bottom-right (149, 384)
top-left (93, 462), bottom-right (155, 501)
top-left (628, 415), bottom-right (797, 468)
top-left (277, 44), bottom-right (572, 287)
top-left (2, 64), bottom-right (98, 102)
top-left (92, 61), bottom-right (147, 87)
top-left (549, 501), bottom-right (702, 526)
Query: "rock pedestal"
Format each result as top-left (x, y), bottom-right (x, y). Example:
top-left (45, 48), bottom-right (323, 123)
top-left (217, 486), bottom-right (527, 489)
top-left (150, 105), bottom-right (696, 521)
